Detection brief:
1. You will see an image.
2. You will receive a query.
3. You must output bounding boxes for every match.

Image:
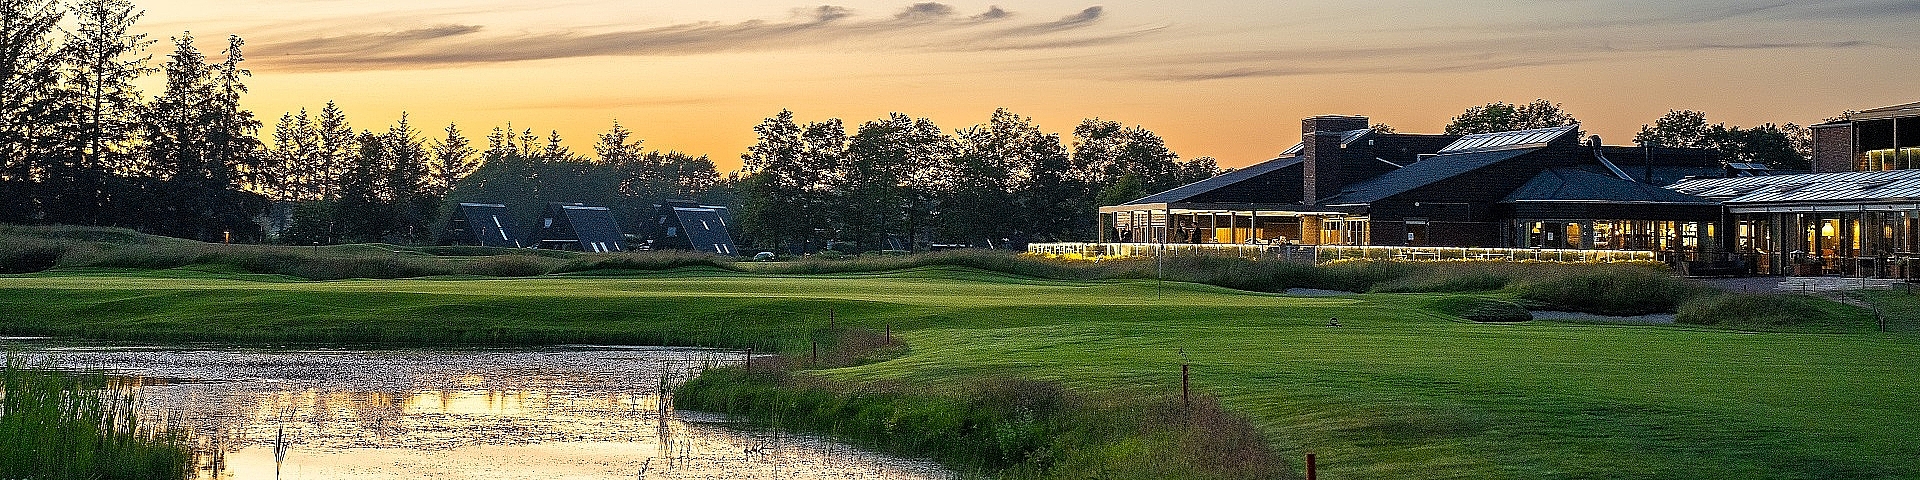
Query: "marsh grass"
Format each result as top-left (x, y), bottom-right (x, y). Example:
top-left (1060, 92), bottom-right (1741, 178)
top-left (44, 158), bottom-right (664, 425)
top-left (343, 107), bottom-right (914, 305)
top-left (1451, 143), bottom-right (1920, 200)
top-left (0, 356), bottom-right (195, 480)
top-left (677, 368), bottom-right (1290, 480)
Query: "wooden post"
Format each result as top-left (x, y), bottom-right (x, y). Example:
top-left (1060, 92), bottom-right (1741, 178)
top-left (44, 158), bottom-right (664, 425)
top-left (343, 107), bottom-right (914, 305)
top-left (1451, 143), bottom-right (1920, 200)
top-left (1307, 452), bottom-right (1317, 480)
top-left (829, 306), bottom-right (836, 329)
top-left (811, 340), bottom-right (818, 364)
top-left (745, 347), bottom-right (752, 372)
top-left (885, 322), bottom-right (892, 345)
top-left (1181, 362), bottom-right (1190, 409)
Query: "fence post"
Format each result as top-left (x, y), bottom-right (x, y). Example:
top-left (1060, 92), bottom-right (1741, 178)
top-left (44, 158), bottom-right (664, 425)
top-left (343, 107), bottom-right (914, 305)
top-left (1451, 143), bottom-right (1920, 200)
top-left (1307, 452), bottom-right (1317, 480)
top-left (1182, 362), bottom-right (1190, 409)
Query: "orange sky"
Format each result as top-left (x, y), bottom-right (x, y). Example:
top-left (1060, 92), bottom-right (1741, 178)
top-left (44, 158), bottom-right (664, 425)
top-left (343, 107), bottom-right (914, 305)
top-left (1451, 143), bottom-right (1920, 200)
top-left (131, 0), bottom-right (1920, 171)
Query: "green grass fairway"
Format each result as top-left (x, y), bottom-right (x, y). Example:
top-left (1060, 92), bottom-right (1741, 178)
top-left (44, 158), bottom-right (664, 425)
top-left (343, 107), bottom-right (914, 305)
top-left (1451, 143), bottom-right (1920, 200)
top-left (3, 267), bottom-right (1916, 479)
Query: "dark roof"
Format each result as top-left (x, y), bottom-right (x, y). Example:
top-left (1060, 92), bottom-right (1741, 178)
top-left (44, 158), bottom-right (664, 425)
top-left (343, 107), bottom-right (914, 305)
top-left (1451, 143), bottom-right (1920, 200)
top-left (1667, 169), bottom-right (1920, 204)
top-left (672, 205), bottom-right (737, 255)
top-left (456, 203), bottom-right (520, 248)
top-left (1319, 147), bottom-right (1535, 205)
top-left (1505, 168), bottom-right (1719, 204)
top-left (532, 203), bottom-right (625, 252)
top-left (1125, 156), bottom-right (1302, 205)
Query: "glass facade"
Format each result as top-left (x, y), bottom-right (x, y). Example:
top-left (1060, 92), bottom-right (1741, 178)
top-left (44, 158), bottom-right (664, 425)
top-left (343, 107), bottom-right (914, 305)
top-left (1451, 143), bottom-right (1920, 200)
top-left (1730, 209), bottom-right (1920, 277)
top-left (1518, 220), bottom-right (1716, 253)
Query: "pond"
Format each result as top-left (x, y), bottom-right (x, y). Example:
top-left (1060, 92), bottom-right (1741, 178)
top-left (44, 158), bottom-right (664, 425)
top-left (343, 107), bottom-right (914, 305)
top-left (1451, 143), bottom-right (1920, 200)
top-left (0, 338), bottom-right (952, 480)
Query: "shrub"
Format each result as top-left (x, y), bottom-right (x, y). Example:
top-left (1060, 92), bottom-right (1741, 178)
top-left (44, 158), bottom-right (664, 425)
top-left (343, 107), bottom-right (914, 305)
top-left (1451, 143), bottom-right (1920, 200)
top-left (463, 254), bottom-right (559, 277)
top-left (1510, 265), bottom-right (1707, 316)
top-left (0, 238), bottom-right (70, 273)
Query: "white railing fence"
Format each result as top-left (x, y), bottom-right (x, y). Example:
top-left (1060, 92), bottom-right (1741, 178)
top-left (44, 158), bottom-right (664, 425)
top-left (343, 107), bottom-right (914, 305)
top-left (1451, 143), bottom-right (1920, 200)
top-left (1027, 242), bottom-right (1657, 264)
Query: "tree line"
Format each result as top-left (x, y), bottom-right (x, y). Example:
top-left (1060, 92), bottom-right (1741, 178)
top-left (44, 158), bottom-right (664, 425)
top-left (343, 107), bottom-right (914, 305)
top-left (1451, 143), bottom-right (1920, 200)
top-left (2, 0), bottom-right (264, 241)
top-left (736, 109), bottom-right (1218, 252)
top-left (1440, 99), bottom-right (1813, 170)
top-left (2, 0), bottom-right (1819, 250)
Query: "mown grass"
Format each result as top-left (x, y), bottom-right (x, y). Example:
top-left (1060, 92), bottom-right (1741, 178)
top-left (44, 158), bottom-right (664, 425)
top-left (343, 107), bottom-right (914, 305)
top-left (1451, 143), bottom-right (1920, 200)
top-left (1, 356), bottom-right (196, 480)
top-left (1, 267), bottom-right (1916, 479)
top-left (6, 225), bottom-right (1726, 317)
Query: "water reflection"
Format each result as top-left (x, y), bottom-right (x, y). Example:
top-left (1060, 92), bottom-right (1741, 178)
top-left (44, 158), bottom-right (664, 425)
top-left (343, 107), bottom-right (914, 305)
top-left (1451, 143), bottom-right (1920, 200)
top-left (1, 338), bottom-right (950, 479)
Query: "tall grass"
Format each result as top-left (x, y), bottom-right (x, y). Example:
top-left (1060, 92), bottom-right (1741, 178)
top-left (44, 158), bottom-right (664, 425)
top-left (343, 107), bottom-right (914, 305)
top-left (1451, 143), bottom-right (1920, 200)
top-left (1, 356), bottom-right (195, 480)
top-left (1676, 293), bottom-right (1876, 332)
top-left (677, 369), bottom-right (1289, 480)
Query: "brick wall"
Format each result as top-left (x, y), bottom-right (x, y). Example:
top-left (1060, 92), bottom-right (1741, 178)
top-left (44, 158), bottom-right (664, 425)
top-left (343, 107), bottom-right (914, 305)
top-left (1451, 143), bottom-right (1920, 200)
top-left (1811, 123), bottom-right (1856, 172)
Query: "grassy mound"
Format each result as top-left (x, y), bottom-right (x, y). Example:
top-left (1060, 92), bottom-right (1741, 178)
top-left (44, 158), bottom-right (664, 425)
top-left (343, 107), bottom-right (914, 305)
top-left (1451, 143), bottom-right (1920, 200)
top-left (1676, 293), bottom-right (1877, 332)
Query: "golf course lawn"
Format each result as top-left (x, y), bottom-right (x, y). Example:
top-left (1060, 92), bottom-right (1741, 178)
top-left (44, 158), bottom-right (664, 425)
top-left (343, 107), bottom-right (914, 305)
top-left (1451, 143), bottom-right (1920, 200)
top-left (3, 266), bottom-right (1916, 479)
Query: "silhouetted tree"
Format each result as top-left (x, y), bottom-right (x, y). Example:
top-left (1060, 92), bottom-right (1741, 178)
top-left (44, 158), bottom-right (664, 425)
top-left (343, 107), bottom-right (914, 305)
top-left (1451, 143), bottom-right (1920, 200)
top-left (426, 122), bottom-right (476, 198)
top-left (1635, 110), bottom-right (1809, 170)
top-left (738, 110), bottom-right (814, 251)
top-left (0, 0), bottom-right (65, 223)
top-left (46, 0), bottom-right (152, 224)
top-left (1444, 99), bottom-right (1579, 135)
top-left (841, 113), bottom-right (951, 251)
top-left (143, 32), bottom-right (263, 241)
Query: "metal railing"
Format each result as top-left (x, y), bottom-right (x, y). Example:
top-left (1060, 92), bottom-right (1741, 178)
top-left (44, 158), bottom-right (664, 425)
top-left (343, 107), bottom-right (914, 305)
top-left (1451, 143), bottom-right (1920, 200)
top-left (1027, 242), bottom-right (1658, 264)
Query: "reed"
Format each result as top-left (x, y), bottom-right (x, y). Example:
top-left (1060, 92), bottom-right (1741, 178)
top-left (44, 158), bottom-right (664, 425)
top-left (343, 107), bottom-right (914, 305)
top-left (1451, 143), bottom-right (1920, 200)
top-left (0, 355), bottom-right (195, 480)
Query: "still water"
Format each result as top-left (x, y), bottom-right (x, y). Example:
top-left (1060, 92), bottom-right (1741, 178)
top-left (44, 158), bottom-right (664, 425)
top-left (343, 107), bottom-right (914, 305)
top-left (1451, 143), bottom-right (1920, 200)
top-left (1, 338), bottom-right (952, 479)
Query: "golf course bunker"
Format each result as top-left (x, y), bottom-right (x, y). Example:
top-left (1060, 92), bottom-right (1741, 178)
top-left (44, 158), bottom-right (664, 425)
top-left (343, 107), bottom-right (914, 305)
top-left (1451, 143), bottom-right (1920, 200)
top-left (1, 338), bottom-right (951, 480)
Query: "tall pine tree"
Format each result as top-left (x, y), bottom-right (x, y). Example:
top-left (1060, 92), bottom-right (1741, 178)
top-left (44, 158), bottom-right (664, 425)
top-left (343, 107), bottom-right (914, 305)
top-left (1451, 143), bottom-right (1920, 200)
top-left (0, 0), bottom-right (65, 222)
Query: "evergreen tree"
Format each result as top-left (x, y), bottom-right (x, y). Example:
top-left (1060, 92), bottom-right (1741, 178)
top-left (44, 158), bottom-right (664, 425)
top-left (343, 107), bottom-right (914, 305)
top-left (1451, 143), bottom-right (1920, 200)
top-left (266, 108), bottom-right (321, 200)
top-left (334, 130), bottom-right (390, 242)
top-left (383, 114), bottom-right (432, 242)
top-left (0, 0), bottom-right (65, 222)
top-left (48, 0), bottom-right (152, 224)
top-left (426, 122), bottom-right (476, 198)
top-left (314, 100), bottom-right (353, 199)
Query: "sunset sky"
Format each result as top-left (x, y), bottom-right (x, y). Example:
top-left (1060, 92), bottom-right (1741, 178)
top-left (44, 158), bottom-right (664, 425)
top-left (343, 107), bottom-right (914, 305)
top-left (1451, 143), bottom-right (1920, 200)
top-left (133, 0), bottom-right (1920, 171)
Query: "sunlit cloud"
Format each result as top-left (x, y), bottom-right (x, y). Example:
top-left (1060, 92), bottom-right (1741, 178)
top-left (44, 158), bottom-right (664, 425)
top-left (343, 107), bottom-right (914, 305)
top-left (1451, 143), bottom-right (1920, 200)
top-left (252, 3), bottom-right (1137, 71)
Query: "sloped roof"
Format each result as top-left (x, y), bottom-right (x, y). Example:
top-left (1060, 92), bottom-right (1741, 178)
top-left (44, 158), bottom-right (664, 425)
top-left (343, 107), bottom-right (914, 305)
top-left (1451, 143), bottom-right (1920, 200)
top-left (1505, 168), bottom-right (1718, 204)
top-left (672, 206), bottom-right (737, 255)
top-left (1124, 156), bottom-right (1302, 205)
top-left (456, 203), bottom-right (520, 248)
top-left (1319, 147), bottom-right (1534, 205)
top-left (1854, 100), bottom-right (1920, 121)
top-left (541, 203), bottom-right (625, 252)
top-left (1438, 125), bottom-right (1579, 154)
top-left (1666, 169), bottom-right (1920, 204)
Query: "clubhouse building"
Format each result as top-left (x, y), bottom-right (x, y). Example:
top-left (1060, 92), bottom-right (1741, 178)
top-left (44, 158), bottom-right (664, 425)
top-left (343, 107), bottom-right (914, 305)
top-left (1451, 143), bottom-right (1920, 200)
top-left (1078, 101), bottom-right (1920, 278)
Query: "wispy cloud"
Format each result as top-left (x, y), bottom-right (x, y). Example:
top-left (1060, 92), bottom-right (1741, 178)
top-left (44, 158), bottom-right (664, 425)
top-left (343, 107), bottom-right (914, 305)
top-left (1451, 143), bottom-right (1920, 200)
top-left (1129, 36), bottom-right (1878, 82)
top-left (254, 3), bottom-right (1144, 71)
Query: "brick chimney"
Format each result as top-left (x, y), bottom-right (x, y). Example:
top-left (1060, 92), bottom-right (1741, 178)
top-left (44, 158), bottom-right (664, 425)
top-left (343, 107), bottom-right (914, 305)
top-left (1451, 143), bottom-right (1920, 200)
top-left (1301, 115), bottom-right (1370, 203)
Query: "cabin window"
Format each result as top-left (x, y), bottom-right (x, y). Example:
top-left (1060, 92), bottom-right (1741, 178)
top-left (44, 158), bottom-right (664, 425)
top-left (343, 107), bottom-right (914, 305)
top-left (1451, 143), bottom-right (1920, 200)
top-left (543, 218), bottom-right (553, 228)
top-left (667, 227), bottom-right (678, 237)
